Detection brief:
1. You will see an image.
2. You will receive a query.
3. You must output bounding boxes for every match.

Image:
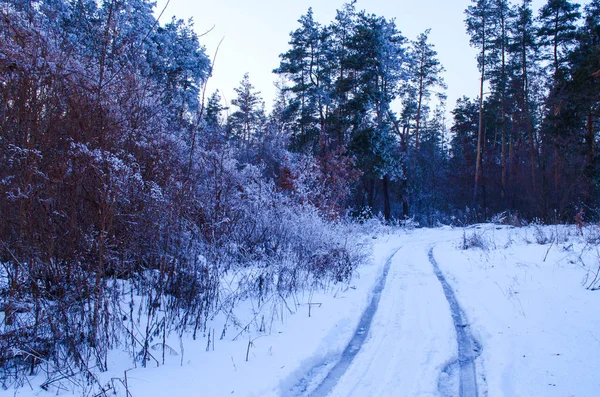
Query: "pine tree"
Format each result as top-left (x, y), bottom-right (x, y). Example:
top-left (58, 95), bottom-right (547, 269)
top-left (203, 90), bottom-right (228, 147)
top-left (345, 11), bottom-right (408, 220)
top-left (449, 97), bottom-right (481, 208)
top-left (148, 17), bottom-right (210, 130)
top-left (410, 105), bottom-right (451, 224)
top-left (488, 0), bottom-right (513, 204)
top-left (409, 29), bottom-right (447, 150)
top-left (274, 8), bottom-right (329, 153)
top-left (275, 4), bottom-right (409, 219)
top-left (330, 1), bottom-right (358, 147)
top-left (466, 0), bottom-right (495, 210)
top-left (508, 0), bottom-right (540, 197)
top-left (537, 0), bottom-right (581, 82)
top-left (562, 0), bottom-right (600, 206)
top-left (228, 73), bottom-right (265, 149)
top-left (537, 0), bottom-right (581, 211)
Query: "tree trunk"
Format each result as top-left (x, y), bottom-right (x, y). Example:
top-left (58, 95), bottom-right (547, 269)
top-left (415, 59), bottom-right (424, 150)
top-left (382, 175), bottom-right (391, 221)
top-left (554, 144), bottom-right (560, 204)
top-left (6, 264), bottom-right (16, 326)
top-left (585, 111), bottom-right (595, 200)
top-left (508, 133), bottom-right (515, 205)
top-left (500, 10), bottom-right (507, 205)
top-left (586, 111), bottom-right (595, 169)
top-left (367, 179), bottom-right (375, 211)
top-left (552, 9), bottom-right (560, 205)
top-left (402, 178), bottom-right (409, 218)
top-left (473, 54), bottom-right (485, 207)
top-left (520, 7), bottom-right (536, 195)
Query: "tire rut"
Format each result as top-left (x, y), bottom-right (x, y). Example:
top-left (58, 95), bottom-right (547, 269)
top-left (289, 246), bottom-right (402, 397)
top-left (428, 246), bottom-right (481, 397)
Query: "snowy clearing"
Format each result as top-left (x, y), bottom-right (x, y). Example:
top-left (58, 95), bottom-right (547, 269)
top-left (3, 225), bottom-right (600, 397)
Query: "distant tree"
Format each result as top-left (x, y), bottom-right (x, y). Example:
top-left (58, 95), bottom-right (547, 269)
top-left (345, 11), bottom-right (408, 220)
top-left (330, 1), bottom-right (358, 147)
top-left (275, 3), bottom-right (409, 220)
top-left (449, 97), bottom-right (481, 207)
top-left (466, 0), bottom-right (495, 209)
top-left (508, 0), bottom-right (540, 197)
top-left (409, 105), bottom-right (451, 224)
top-left (148, 17), bottom-right (210, 129)
top-left (537, 0), bottom-right (581, 82)
top-left (560, 0), bottom-right (600, 206)
top-left (537, 0), bottom-right (581, 211)
top-left (273, 8), bottom-right (329, 153)
top-left (409, 29), bottom-right (447, 150)
top-left (202, 90), bottom-right (228, 147)
top-left (228, 73), bottom-right (265, 149)
top-left (488, 0), bottom-right (513, 204)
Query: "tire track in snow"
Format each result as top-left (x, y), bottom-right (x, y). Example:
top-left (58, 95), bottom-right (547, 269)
top-left (428, 246), bottom-right (481, 397)
top-left (289, 246), bottom-right (402, 397)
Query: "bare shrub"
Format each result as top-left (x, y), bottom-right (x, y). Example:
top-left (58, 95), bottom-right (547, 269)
top-left (532, 223), bottom-right (553, 245)
top-left (460, 230), bottom-right (490, 250)
top-left (584, 261), bottom-right (600, 291)
top-left (583, 224), bottom-right (600, 245)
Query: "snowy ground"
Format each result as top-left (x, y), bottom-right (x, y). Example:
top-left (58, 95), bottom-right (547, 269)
top-left (4, 224), bottom-right (600, 396)
top-left (432, 224), bottom-right (600, 397)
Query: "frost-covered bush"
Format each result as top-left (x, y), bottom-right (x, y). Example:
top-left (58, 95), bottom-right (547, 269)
top-left (395, 216), bottom-right (420, 230)
top-left (460, 230), bottom-right (490, 250)
top-left (0, 0), bottom-right (367, 392)
top-left (190, 149), bottom-right (367, 296)
top-left (532, 222), bottom-right (553, 245)
top-left (583, 224), bottom-right (600, 245)
top-left (490, 211), bottom-right (508, 225)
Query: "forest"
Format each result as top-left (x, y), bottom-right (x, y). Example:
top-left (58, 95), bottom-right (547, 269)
top-left (0, 0), bottom-right (598, 392)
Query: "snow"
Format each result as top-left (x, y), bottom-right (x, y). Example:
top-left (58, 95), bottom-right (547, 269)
top-left (4, 224), bottom-right (600, 397)
top-left (432, 224), bottom-right (600, 397)
top-left (326, 225), bottom-right (599, 397)
top-left (116, 233), bottom-right (401, 397)
top-left (328, 236), bottom-right (456, 397)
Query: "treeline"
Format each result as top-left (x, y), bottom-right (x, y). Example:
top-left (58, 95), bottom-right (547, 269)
top-left (264, 0), bottom-right (600, 224)
top-left (456, 0), bottom-right (600, 221)
top-left (227, 0), bottom-right (600, 225)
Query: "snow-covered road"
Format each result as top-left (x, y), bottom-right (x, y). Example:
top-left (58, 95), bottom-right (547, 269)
top-left (325, 240), bottom-right (458, 396)
top-left (294, 233), bottom-right (475, 397)
top-left (291, 225), bottom-right (600, 397)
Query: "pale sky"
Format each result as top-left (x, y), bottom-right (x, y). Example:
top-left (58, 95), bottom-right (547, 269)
top-left (154, 0), bottom-right (585, 117)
